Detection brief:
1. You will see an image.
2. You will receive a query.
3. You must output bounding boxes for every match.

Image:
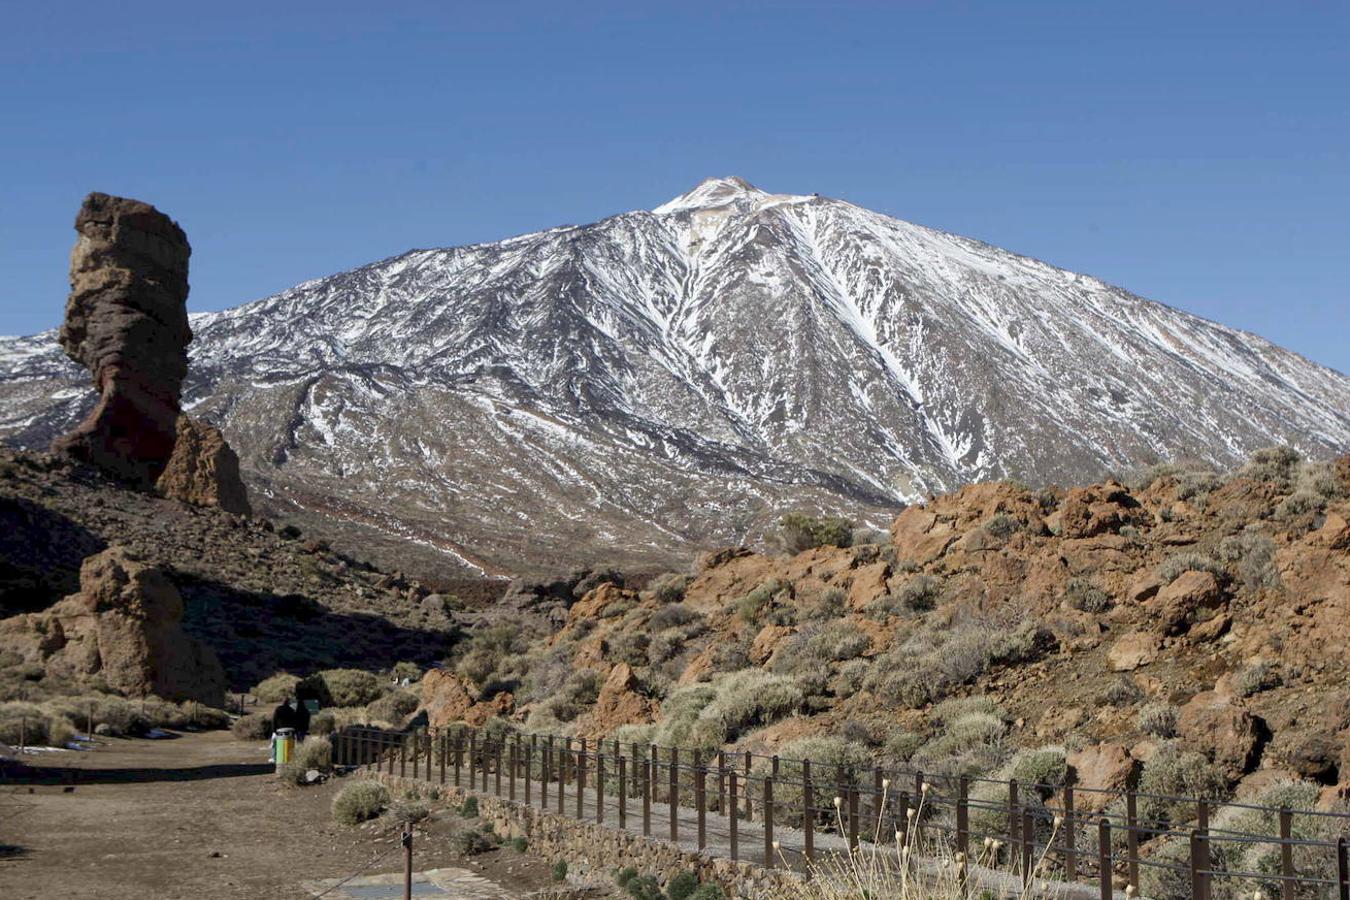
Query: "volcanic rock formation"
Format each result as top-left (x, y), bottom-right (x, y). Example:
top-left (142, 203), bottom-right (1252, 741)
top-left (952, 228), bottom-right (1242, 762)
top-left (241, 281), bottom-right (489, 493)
top-left (0, 546), bottom-right (227, 704)
top-left (50, 192), bottom-right (249, 515)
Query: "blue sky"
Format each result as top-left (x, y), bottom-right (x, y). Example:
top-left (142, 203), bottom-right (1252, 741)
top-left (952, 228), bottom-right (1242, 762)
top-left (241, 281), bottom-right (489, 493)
top-left (2, 1), bottom-right (1347, 372)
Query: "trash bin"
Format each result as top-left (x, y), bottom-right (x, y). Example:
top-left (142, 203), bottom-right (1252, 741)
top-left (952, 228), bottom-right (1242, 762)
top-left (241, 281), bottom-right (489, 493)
top-left (272, 727), bottom-right (296, 770)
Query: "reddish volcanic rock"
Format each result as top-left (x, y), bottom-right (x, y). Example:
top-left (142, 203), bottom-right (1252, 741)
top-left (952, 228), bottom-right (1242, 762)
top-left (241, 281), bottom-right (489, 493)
top-left (51, 192), bottom-right (250, 515)
top-left (53, 193), bottom-right (192, 486)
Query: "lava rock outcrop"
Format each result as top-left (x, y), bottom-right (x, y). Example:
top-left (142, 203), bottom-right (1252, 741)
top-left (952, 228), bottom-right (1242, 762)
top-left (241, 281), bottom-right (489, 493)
top-left (51, 192), bottom-right (249, 515)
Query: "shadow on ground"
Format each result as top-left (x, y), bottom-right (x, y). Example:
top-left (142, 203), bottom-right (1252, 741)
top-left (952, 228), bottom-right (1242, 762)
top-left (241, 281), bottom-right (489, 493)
top-left (1, 760), bottom-right (275, 786)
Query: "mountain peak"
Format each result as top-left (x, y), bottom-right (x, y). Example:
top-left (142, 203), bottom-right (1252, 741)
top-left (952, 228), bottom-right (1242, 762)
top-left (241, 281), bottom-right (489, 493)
top-left (653, 176), bottom-right (770, 214)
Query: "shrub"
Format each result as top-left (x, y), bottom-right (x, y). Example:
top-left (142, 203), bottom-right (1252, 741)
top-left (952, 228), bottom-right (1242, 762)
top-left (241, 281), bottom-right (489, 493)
top-left (231, 713), bottom-right (273, 740)
top-left (624, 875), bottom-right (664, 900)
top-left (982, 513), bottom-right (1021, 543)
top-left (893, 575), bottom-right (940, 612)
top-left (649, 602), bottom-right (697, 631)
top-left (1241, 446), bottom-right (1302, 487)
top-left (458, 796), bottom-right (479, 818)
top-left (252, 672), bottom-right (300, 703)
top-left (696, 670), bottom-right (803, 744)
top-left (1100, 678), bottom-right (1142, 707)
top-left (616, 867), bottom-right (638, 888)
top-left (367, 690), bottom-right (419, 727)
top-left (389, 800), bottom-right (429, 824)
top-left (687, 887), bottom-right (727, 900)
top-left (0, 704), bottom-right (49, 745)
top-left (911, 711), bottom-right (1008, 779)
top-left (390, 661), bottom-right (422, 683)
top-left (307, 669), bottom-right (384, 708)
top-left (1211, 780), bottom-right (1333, 893)
top-left (736, 579), bottom-right (787, 624)
top-left (1158, 552), bottom-right (1224, 584)
top-left (527, 670), bottom-right (601, 730)
top-left (1275, 490), bottom-right (1326, 528)
top-left (1009, 747), bottom-right (1068, 797)
top-left (1234, 661), bottom-right (1281, 697)
top-left (552, 860), bottom-right (568, 882)
top-left (666, 871), bottom-right (700, 900)
top-left (801, 587), bottom-right (846, 622)
top-left (1137, 702), bottom-right (1178, 738)
top-left (754, 735), bottom-right (872, 825)
top-left (882, 730), bottom-right (923, 763)
top-left (827, 658), bottom-right (870, 696)
top-left (309, 711), bottom-right (336, 736)
top-left (1218, 528), bottom-right (1280, 594)
top-left (780, 513), bottom-right (853, 553)
top-left (1064, 577), bottom-right (1112, 613)
top-left (454, 623), bottom-right (527, 688)
top-left (452, 826), bottom-right (498, 855)
top-left (648, 573), bottom-right (693, 604)
top-left (508, 836), bottom-right (528, 853)
top-left (1138, 746), bottom-right (1227, 826)
top-left (332, 781), bottom-right (389, 825)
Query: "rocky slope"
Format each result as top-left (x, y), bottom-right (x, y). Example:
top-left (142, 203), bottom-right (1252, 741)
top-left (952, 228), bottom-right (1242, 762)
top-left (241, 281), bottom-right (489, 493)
top-left (427, 448), bottom-right (1350, 810)
top-left (1, 178), bottom-right (1347, 579)
top-left (0, 449), bottom-right (467, 692)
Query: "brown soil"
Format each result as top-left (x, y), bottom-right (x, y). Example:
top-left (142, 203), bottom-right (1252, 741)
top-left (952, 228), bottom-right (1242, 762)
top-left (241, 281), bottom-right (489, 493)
top-left (0, 728), bottom-right (559, 899)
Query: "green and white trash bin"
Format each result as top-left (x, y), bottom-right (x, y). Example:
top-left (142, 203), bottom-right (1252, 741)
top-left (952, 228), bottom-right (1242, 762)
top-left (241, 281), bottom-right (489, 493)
top-left (272, 727), bottom-right (296, 771)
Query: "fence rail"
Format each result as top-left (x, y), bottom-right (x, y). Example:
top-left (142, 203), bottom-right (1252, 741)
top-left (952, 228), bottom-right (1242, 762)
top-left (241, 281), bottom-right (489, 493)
top-left (333, 723), bottom-right (1350, 899)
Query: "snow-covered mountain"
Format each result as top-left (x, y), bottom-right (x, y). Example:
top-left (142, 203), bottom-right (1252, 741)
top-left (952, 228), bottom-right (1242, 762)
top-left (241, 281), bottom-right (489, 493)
top-left (2, 177), bottom-right (1347, 578)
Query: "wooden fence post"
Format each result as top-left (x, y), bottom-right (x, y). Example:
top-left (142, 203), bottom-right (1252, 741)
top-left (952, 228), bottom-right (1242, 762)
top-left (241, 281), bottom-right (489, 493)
top-left (619, 754), bottom-right (627, 829)
top-left (576, 738), bottom-right (586, 819)
top-left (643, 747), bottom-right (652, 836)
top-left (669, 746), bottom-right (679, 843)
top-left (1280, 809), bottom-right (1295, 900)
top-left (1099, 819), bottom-right (1112, 900)
top-left (696, 753), bottom-right (707, 850)
top-left (1007, 779), bottom-right (1019, 868)
top-left (764, 775), bottom-right (775, 868)
top-left (595, 745), bottom-right (604, 824)
top-left (729, 770), bottom-right (739, 861)
top-left (1064, 783), bottom-right (1076, 882)
top-left (1337, 836), bottom-right (1348, 900)
top-left (803, 758), bottom-right (815, 863)
top-left (957, 775), bottom-right (970, 864)
top-left (1125, 790), bottom-right (1140, 891)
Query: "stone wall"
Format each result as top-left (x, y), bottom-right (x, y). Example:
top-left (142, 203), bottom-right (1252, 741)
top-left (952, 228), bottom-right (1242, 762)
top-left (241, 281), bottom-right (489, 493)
top-left (370, 772), bottom-right (800, 898)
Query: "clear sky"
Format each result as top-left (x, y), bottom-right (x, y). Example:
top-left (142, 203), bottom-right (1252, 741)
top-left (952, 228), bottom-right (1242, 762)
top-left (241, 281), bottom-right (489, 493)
top-left (3, 1), bottom-right (1347, 373)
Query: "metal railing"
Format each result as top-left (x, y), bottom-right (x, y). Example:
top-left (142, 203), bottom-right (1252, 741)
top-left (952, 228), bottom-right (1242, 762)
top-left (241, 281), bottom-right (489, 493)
top-left (333, 723), bottom-right (1350, 898)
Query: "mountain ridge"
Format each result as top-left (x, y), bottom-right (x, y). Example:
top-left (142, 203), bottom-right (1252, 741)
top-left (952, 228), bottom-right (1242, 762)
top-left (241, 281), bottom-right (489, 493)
top-left (1, 178), bottom-right (1346, 578)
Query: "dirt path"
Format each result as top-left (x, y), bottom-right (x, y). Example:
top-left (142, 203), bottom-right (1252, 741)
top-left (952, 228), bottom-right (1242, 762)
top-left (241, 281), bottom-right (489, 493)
top-left (0, 729), bottom-right (559, 899)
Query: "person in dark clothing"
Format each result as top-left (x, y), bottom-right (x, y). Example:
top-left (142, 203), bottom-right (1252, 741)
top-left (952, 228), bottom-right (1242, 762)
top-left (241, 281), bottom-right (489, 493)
top-left (292, 698), bottom-right (310, 740)
top-left (272, 699), bottom-right (298, 733)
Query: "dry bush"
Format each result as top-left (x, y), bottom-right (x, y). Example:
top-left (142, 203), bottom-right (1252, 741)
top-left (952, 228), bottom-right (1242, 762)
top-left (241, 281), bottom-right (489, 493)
top-left (647, 573), bottom-right (693, 604)
top-left (251, 672), bottom-right (300, 703)
top-left (780, 513), bottom-right (854, 553)
top-left (332, 780), bottom-right (389, 824)
top-left (232, 712), bottom-right (273, 740)
top-left (1137, 702), bottom-right (1178, 738)
top-left (366, 689), bottom-right (419, 727)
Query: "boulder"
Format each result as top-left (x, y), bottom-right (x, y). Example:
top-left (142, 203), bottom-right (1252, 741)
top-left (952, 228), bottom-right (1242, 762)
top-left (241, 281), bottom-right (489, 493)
top-left (890, 508), bottom-right (956, 565)
top-left (51, 193), bottom-right (250, 514)
top-left (749, 623), bottom-right (794, 665)
top-left (1067, 743), bottom-right (1137, 812)
top-left (1176, 691), bottom-right (1264, 781)
top-left (416, 668), bottom-right (513, 728)
top-left (0, 546), bottom-right (225, 704)
top-left (1107, 631), bottom-right (1160, 671)
top-left (578, 662), bottom-right (656, 738)
top-left (156, 416), bottom-right (251, 515)
top-left (1058, 482), bottom-right (1141, 539)
top-left (1152, 570), bottom-right (1224, 635)
top-left (52, 193), bottom-right (191, 486)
